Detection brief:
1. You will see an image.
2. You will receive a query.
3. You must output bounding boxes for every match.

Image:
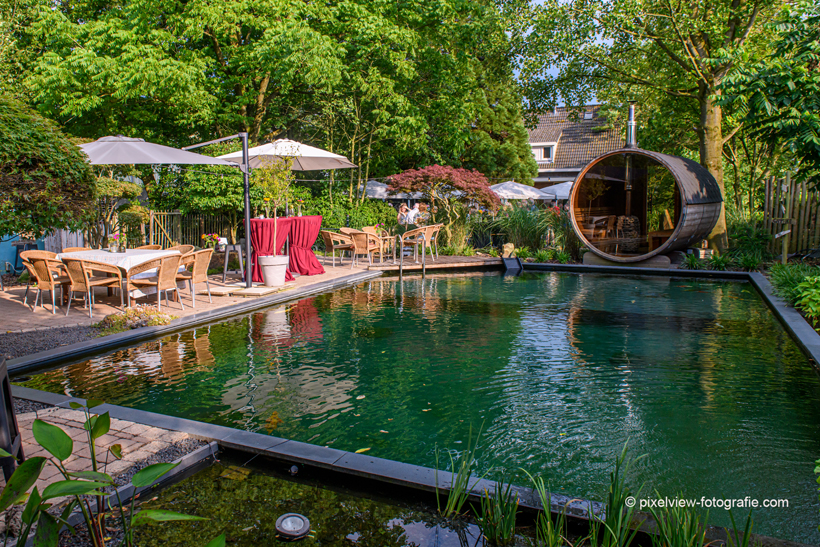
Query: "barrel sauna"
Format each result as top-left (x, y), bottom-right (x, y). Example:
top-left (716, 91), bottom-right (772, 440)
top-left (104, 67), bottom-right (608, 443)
top-left (569, 148), bottom-right (722, 263)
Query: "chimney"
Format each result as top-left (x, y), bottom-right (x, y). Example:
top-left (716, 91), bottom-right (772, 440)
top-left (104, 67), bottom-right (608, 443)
top-left (626, 103), bottom-right (637, 148)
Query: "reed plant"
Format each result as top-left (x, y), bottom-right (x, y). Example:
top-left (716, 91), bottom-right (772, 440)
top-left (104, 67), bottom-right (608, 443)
top-left (707, 254), bottom-right (733, 271)
top-left (725, 510), bottom-right (755, 547)
top-left (476, 481), bottom-right (519, 546)
top-left (524, 471), bottom-right (572, 547)
top-left (435, 424), bottom-right (486, 519)
top-left (588, 443), bottom-right (645, 547)
top-left (543, 207), bottom-right (582, 261)
top-left (492, 208), bottom-right (549, 251)
top-left (648, 495), bottom-right (708, 547)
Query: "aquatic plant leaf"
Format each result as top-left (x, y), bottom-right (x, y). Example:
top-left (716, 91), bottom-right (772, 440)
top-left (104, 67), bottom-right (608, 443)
top-left (132, 462), bottom-right (178, 488)
top-left (0, 447), bottom-right (12, 458)
top-left (109, 444), bottom-right (123, 460)
top-left (69, 471), bottom-right (114, 484)
top-left (205, 534), bottom-right (227, 547)
top-left (87, 399), bottom-right (104, 409)
top-left (33, 511), bottom-right (60, 547)
top-left (132, 509), bottom-right (206, 528)
top-left (91, 412), bottom-right (110, 440)
top-left (68, 402), bottom-right (83, 410)
top-left (0, 457), bottom-right (47, 512)
top-left (42, 480), bottom-right (108, 500)
top-left (32, 420), bottom-right (73, 461)
top-left (21, 486), bottom-right (42, 525)
top-left (355, 448), bottom-right (371, 453)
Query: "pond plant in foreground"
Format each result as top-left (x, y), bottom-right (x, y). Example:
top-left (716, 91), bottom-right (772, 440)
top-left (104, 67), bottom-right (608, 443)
top-left (0, 400), bottom-right (224, 547)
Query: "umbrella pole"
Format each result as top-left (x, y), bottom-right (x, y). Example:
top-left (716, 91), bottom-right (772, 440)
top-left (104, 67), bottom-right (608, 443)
top-left (241, 132), bottom-right (253, 288)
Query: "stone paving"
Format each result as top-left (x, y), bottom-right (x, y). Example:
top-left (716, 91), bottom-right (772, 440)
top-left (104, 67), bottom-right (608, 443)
top-left (6, 407), bottom-right (191, 495)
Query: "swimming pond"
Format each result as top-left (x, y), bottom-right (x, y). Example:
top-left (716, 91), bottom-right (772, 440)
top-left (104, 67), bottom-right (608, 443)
top-left (19, 272), bottom-right (820, 542)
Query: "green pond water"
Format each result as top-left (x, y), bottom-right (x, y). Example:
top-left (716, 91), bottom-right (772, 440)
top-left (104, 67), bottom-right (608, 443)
top-left (135, 453), bottom-right (509, 546)
top-left (20, 272), bottom-right (820, 543)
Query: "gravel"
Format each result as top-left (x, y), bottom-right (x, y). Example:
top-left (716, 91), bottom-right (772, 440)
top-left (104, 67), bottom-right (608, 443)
top-left (12, 398), bottom-right (53, 414)
top-left (0, 325), bottom-right (103, 360)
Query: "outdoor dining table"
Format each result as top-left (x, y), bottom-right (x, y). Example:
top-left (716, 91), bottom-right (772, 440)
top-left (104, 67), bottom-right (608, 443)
top-left (249, 216), bottom-right (325, 283)
top-left (57, 248), bottom-right (181, 302)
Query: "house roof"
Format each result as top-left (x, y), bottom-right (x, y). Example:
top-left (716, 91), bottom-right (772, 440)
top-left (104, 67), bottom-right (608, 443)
top-left (528, 106), bottom-right (624, 171)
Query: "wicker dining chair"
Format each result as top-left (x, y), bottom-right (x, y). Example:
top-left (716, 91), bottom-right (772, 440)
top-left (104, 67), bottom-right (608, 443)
top-left (62, 247), bottom-right (91, 253)
top-left (362, 226), bottom-right (393, 263)
top-left (320, 231), bottom-right (354, 267)
top-left (176, 249), bottom-right (213, 308)
top-left (128, 255), bottom-right (184, 311)
top-left (424, 224), bottom-right (443, 260)
top-left (348, 231), bottom-right (381, 269)
top-left (136, 245), bottom-right (162, 250)
top-left (167, 245), bottom-right (195, 255)
top-left (29, 258), bottom-right (70, 314)
top-left (396, 226), bottom-right (428, 263)
top-left (62, 258), bottom-right (124, 318)
top-left (22, 250), bottom-right (68, 307)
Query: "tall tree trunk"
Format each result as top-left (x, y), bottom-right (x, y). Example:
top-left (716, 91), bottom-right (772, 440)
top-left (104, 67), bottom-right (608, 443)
top-left (698, 83), bottom-right (728, 252)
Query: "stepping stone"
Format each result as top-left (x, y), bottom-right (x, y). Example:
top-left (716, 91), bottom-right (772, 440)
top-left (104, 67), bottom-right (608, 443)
top-left (233, 286), bottom-right (292, 297)
top-left (205, 286), bottom-right (240, 296)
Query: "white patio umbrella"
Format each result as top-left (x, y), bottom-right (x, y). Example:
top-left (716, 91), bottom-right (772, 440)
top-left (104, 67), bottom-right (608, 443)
top-left (491, 181), bottom-right (552, 200)
top-left (541, 180), bottom-right (574, 200)
top-left (217, 139), bottom-right (356, 170)
top-left (80, 135), bottom-right (235, 166)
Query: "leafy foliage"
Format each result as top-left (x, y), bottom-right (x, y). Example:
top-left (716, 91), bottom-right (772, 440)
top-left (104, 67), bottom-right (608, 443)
top-left (768, 263), bottom-right (820, 305)
top-left (721, 1), bottom-right (820, 184)
top-left (795, 276), bottom-right (820, 327)
top-left (707, 254), bottom-right (733, 271)
top-left (543, 207), bottom-right (582, 261)
top-left (682, 254), bottom-right (703, 270)
top-left (0, 95), bottom-right (96, 237)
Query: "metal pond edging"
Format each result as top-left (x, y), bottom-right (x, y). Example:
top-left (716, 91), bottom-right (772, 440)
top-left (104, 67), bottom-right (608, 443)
top-left (7, 440), bottom-right (219, 547)
top-left (6, 270), bottom-right (383, 375)
top-left (523, 262), bottom-right (820, 371)
top-left (8, 387), bottom-right (812, 547)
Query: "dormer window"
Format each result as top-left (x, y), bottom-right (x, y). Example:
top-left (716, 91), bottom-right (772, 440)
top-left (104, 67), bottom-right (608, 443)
top-left (532, 143), bottom-right (556, 163)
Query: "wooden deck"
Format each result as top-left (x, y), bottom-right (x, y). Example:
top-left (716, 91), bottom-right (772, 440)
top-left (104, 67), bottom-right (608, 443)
top-left (367, 255), bottom-right (503, 272)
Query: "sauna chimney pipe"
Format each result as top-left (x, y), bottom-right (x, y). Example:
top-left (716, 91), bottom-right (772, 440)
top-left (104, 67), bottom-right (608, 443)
top-left (624, 103), bottom-right (636, 215)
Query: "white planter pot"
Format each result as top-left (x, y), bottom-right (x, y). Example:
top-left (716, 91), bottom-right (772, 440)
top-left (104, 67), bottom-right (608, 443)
top-left (258, 255), bottom-right (289, 287)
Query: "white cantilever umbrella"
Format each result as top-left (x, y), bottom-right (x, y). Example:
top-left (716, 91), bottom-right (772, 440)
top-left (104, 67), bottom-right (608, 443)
top-left (80, 135), bottom-right (236, 166)
top-left (217, 139), bottom-right (356, 170)
top-left (542, 180), bottom-right (573, 200)
top-left (491, 181), bottom-right (553, 200)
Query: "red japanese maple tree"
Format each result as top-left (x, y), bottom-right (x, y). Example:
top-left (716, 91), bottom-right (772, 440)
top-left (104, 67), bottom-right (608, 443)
top-left (386, 165), bottom-right (499, 242)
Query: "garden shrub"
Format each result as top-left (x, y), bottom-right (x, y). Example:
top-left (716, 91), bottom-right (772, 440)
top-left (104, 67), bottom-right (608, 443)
top-left (707, 253), bottom-right (732, 271)
top-left (533, 249), bottom-right (550, 263)
top-left (543, 207), bottom-right (582, 261)
top-left (769, 263), bottom-right (820, 305)
top-left (795, 276), bottom-right (820, 326)
top-left (726, 215), bottom-right (773, 259)
top-left (0, 96), bottom-right (96, 237)
top-left (682, 253), bottom-right (702, 270)
top-left (302, 191), bottom-right (398, 232)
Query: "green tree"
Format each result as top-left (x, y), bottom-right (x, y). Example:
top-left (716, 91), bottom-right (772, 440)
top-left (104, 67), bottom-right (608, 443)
top-left (721, 0), bottom-right (820, 184)
top-left (0, 95), bottom-right (96, 237)
top-left (460, 81), bottom-right (539, 184)
top-left (85, 175), bottom-right (147, 249)
top-left (514, 0), bottom-right (782, 251)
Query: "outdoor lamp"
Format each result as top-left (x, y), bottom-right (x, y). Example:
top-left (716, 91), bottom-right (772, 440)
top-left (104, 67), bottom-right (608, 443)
top-left (275, 513), bottom-right (311, 542)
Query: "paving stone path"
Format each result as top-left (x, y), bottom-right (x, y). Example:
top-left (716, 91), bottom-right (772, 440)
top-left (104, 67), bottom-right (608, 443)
top-left (8, 407), bottom-right (191, 495)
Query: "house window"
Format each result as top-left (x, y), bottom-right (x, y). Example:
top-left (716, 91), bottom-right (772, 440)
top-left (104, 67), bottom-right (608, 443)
top-left (531, 143), bottom-right (556, 163)
top-left (543, 145), bottom-right (554, 162)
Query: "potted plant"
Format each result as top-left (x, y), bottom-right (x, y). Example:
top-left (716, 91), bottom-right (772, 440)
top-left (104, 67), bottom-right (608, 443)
top-left (252, 157), bottom-right (295, 287)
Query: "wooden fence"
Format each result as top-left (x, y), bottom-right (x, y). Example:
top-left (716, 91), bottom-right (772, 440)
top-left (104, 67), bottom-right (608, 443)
top-left (43, 230), bottom-right (85, 253)
top-left (763, 172), bottom-right (820, 257)
top-left (149, 211), bottom-right (232, 247)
